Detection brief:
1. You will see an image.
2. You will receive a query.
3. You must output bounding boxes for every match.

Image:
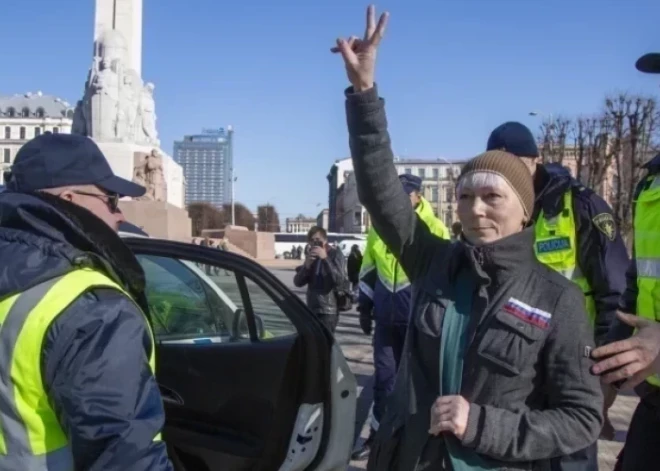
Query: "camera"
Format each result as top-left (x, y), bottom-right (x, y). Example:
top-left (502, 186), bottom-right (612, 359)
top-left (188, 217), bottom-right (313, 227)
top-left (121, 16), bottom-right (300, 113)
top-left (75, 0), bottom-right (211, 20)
top-left (312, 240), bottom-right (324, 248)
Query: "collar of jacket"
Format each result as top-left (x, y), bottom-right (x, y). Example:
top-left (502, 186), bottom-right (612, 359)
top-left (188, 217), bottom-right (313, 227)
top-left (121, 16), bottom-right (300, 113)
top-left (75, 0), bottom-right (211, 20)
top-left (644, 152), bottom-right (660, 173)
top-left (456, 228), bottom-right (537, 284)
top-left (0, 191), bottom-right (146, 305)
top-left (415, 197), bottom-right (436, 222)
top-left (533, 163), bottom-right (574, 219)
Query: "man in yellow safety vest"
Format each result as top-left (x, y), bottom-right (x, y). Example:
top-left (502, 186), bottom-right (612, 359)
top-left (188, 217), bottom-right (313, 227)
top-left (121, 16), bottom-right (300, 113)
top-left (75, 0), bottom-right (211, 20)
top-left (588, 50), bottom-right (660, 471)
top-left (0, 133), bottom-right (172, 470)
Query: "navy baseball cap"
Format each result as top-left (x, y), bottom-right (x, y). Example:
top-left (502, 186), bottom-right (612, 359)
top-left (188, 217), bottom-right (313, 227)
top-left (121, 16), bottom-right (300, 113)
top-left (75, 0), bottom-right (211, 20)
top-left (399, 173), bottom-right (422, 194)
top-left (6, 133), bottom-right (146, 197)
top-left (636, 53), bottom-right (660, 74)
top-left (487, 121), bottom-right (540, 158)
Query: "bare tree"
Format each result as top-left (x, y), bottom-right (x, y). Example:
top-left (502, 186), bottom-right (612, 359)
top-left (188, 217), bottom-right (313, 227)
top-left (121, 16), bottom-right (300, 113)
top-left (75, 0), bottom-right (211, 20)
top-left (604, 94), bottom-right (660, 242)
top-left (538, 116), bottom-right (571, 165)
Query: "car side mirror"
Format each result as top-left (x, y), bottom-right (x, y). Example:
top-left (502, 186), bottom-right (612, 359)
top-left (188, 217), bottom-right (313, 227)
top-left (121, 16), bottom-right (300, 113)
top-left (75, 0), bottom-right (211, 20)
top-left (231, 308), bottom-right (266, 340)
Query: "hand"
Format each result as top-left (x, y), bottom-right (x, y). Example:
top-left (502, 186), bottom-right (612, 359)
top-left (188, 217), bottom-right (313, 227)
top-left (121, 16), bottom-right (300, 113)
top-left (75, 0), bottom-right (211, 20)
top-left (303, 254), bottom-right (317, 268)
top-left (591, 312), bottom-right (660, 389)
top-left (310, 247), bottom-right (327, 260)
top-left (429, 395), bottom-right (470, 440)
top-left (331, 5), bottom-right (389, 92)
top-left (358, 308), bottom-right (373, 335)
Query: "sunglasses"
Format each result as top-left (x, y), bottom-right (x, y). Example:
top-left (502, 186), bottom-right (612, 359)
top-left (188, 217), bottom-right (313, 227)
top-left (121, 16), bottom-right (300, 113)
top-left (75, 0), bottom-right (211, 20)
top-left (71, 191), bottom-right (120, 212)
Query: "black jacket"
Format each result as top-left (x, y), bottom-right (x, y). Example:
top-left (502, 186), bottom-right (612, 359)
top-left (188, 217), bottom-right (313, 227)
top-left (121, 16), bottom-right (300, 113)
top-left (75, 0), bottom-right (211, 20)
top-left (347, 250), bottom-right (363, 284)
top-left (0, 192), bottom-right (172, 471)
top-left (345, 86), bottom-right (603, 469)
top-left (532, 164), bottom-right (629, 346)
top-left (294, 247), bottom-right (346, 315)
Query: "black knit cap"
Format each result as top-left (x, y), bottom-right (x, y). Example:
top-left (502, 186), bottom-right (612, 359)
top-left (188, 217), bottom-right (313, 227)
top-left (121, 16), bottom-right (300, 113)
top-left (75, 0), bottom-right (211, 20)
top-left (487, 122), bottom-right (539, 158)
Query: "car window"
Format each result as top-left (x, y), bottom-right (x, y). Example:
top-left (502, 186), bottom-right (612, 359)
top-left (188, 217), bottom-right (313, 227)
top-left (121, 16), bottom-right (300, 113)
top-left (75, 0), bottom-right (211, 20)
top-left (137, 254), bottom-right (297, 343)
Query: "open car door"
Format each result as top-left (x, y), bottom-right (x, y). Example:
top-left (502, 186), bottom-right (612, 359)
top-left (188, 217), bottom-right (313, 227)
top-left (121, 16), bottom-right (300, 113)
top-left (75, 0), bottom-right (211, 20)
top-left (122, 238), bottom-right (356, 471)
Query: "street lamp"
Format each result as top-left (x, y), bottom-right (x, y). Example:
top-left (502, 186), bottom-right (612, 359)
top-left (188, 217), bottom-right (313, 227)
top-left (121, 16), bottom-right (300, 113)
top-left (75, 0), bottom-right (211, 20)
top-left (230, 168), bottom-right (237, 226)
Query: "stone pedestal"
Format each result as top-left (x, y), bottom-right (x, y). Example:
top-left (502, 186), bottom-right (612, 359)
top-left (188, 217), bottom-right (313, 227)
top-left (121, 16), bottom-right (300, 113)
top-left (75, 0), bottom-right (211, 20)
top-left (119, 200), bottom-right (191, 241)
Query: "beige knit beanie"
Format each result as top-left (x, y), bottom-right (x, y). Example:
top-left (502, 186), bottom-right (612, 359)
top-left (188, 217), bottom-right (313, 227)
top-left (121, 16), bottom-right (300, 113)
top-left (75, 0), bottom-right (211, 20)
top-left (457, 150), bottom-right (535, 218)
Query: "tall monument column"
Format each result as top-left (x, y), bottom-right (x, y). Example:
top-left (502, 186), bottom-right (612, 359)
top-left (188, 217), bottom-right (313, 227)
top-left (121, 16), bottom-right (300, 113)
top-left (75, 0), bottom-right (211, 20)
top-left (94, 0), bottom-right (142, 77)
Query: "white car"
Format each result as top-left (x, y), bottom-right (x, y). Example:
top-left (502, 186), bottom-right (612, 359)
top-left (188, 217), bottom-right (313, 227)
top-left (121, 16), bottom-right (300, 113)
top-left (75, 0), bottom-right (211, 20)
top-left (119, 223), bottom-right (358, 471)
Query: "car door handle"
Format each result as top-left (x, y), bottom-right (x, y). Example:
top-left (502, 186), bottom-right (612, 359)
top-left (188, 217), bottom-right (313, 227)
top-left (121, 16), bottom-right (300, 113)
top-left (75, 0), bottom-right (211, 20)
top-left (159, 385), bottom-right (184, 406)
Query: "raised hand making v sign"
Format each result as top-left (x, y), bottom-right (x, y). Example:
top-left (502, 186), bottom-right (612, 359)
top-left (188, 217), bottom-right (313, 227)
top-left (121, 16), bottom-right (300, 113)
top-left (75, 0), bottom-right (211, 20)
top-left (331, 5), bottom-right (389, 92)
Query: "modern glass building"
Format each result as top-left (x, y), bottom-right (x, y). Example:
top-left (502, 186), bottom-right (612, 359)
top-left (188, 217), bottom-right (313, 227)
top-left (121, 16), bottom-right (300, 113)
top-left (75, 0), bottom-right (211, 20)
top-left (173, 127), bottom-right (234, 208)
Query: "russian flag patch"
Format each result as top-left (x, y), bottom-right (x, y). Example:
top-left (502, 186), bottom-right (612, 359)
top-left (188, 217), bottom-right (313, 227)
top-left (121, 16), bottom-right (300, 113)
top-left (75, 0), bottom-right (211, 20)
top-left (503, 298), bottom-right (552, 329)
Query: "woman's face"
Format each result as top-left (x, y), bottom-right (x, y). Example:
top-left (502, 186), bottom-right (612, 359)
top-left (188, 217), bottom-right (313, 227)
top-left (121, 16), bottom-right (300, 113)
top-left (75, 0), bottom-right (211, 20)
top-left (456, 172), bottom-right (526, 246)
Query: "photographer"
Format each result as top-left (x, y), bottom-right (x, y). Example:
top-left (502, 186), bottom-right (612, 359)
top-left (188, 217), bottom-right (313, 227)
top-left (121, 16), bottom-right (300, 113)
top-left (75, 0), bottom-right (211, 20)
top-left (294, 226), bottom-right (346, 334)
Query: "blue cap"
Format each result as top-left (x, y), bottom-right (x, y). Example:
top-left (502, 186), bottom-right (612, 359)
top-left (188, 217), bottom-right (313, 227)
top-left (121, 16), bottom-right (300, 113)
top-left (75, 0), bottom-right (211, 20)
top-left (487, 122), bottom-right (539, 158)
top-left (6, 133), bottom-right (146, 197)
top-left (399, 173), bottom-right (422, 194)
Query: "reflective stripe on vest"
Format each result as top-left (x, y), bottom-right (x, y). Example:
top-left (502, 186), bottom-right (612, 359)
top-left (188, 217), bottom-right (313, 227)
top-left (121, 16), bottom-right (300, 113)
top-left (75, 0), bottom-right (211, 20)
top-left (634, 174), bottom-right (660, 387)
top-left (534, 190), bottom-right (596, 325)
top-left (0, 269), bottom-right (159, 470)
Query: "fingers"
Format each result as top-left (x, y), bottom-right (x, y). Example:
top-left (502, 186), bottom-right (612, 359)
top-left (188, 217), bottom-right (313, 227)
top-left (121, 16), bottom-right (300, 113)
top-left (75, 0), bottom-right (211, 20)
top-left (592, 349), bottom-right (639, 375)
top-left (364, 4), bottom-right (376, 40)
top-left (600, 359), bottom-right (644, 385)
top-left (620, 368), bottom-right (651, 390)
top-left (333, 38), bottom-right (357, 63)
top-left (617, 311), bottom-right (647, 328)
top-left (370, 11), bottom-right (389, 47)
top-left (591, 339), bottom-right (637, 359)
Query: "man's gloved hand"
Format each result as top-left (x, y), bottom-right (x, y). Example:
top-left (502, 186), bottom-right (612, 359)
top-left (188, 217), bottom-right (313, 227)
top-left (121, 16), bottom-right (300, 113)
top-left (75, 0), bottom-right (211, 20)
top-left (358, 306), bottom-right (373, 335)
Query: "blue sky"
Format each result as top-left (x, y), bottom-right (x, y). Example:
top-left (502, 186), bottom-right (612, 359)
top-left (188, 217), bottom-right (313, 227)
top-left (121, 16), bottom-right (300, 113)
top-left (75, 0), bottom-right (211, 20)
top-left (1, 0), bottom-right (659, 221)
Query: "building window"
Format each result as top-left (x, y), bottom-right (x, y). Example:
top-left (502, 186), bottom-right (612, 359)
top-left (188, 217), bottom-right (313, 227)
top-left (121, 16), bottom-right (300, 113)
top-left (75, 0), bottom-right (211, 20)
top-left (53, 127), bottom-right (59, 134)
top-left (433, 168), bottom-right (439, 179)
top-left (445, 186), bottom-right (453, 203)
top-left (21, 107), bottom-right (30, 118)
top-left (3, 127), bottom-right (9, 139)
top-left (19, 127), bottom-right (26, 140)
top-left (36, 107), bottom-right (45, 118)
top-left (419, 168), bottom-right (426, 179)
top-left (404, 167), bottom-right (412, 174)
top-left (444, 211), bottom-right (452, 227)
top-left (431, 187), bottom-right (439, 202)
top-left (7, 108), bottom-right (15, 118)
top-left (3, 149), bottom-right (10, 164)
top-left (34, 127), bottom-right (42, 138)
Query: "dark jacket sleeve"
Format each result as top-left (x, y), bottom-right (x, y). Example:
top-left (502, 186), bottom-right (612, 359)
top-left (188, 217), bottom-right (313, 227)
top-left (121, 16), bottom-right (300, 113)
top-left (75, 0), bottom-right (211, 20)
top-left (43, 289), bottom-right (172, 471)
top-left (324, 249), bottom-right (346, 287)
top-left (462, 285), bottom-right (603, 460)
top-left (293, 265), bottom-right (310, 287)
top-left (573, 188), bottom-right (629, 346)
top-left (345, 86), bottom-right (449, 282)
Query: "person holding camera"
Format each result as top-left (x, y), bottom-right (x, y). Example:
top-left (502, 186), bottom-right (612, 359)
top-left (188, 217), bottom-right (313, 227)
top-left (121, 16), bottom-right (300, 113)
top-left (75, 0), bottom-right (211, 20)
top-left (294, 226), bottom-right (347, 334)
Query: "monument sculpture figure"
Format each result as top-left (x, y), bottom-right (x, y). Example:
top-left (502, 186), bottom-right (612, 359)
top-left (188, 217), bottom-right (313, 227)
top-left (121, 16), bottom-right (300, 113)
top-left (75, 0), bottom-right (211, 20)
top-left (70, 0), bottom-right (189, 240)
top-left (72, 10), bottom-right (160, 147)
top-left (133, 149), bottom-right (167, 202)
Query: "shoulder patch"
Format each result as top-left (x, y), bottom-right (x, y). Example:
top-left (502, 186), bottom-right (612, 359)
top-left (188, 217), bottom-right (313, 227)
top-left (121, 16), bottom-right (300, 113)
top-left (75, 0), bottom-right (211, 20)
top-left (592, 213), bottom-right (616, 241)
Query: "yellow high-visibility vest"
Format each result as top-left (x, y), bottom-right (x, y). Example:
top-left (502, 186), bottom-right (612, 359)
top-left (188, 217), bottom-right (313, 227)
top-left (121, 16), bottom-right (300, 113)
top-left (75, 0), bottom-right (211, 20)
top-left (633, 174), bottom-right (660, 387)
top-left (534, 190), bottom-right (596, 325)
top-left (0, 268), bottom-right (160, 470)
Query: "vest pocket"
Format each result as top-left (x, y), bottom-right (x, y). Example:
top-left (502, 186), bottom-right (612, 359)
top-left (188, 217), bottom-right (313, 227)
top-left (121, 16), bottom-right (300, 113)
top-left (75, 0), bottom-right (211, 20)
top-left (477, 309), bottom-right (547, 377)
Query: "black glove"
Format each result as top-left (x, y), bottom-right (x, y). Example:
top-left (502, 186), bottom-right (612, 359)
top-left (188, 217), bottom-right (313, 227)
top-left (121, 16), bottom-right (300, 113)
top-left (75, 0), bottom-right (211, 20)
top-left (358, 306), bottom-right (373, 335)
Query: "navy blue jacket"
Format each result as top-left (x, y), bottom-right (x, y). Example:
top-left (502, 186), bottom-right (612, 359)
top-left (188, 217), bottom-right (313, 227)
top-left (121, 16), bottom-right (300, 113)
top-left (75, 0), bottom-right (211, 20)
top-left (532, 164), bottom-right (629, 346)
top-left (0, 192), bottom-right (172, 471)
top-left (609, 153), bottom-right (660, 342)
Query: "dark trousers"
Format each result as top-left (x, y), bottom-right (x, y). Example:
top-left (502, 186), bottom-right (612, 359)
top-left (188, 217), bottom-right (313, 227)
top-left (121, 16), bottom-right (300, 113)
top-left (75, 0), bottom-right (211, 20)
top-left (318, 314), bottom-right (338, 334)
top-left (550, 442), bottom-right (598, 471)
top-left (614, 394), bottom-right (660, 471)
top-left (372, 324), bottom-right (408, 430)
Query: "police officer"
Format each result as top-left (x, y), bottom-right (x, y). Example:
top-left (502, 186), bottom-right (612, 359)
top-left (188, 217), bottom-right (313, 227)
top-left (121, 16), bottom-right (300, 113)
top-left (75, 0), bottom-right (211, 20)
top-left (0, 133), bottom-right (172, 470)
top-left (352, 174), bottom-right (449, 460)
top-left (589, 51), bottom-right (660, 471)
top-left (486, 122), bottom-right (630, 470)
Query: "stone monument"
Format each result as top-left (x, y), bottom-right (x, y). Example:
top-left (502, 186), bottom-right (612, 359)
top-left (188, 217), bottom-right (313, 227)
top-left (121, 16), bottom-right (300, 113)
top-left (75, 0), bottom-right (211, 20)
top-left (72, 0), bottom-right (190, 240)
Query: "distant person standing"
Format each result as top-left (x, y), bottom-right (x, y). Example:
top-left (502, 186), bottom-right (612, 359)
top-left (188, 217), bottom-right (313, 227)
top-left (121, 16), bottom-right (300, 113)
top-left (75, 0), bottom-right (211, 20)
top-left (347, 244), bottom-right (363, 298)
top-left (293, 227), bottom-right (346, 334)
